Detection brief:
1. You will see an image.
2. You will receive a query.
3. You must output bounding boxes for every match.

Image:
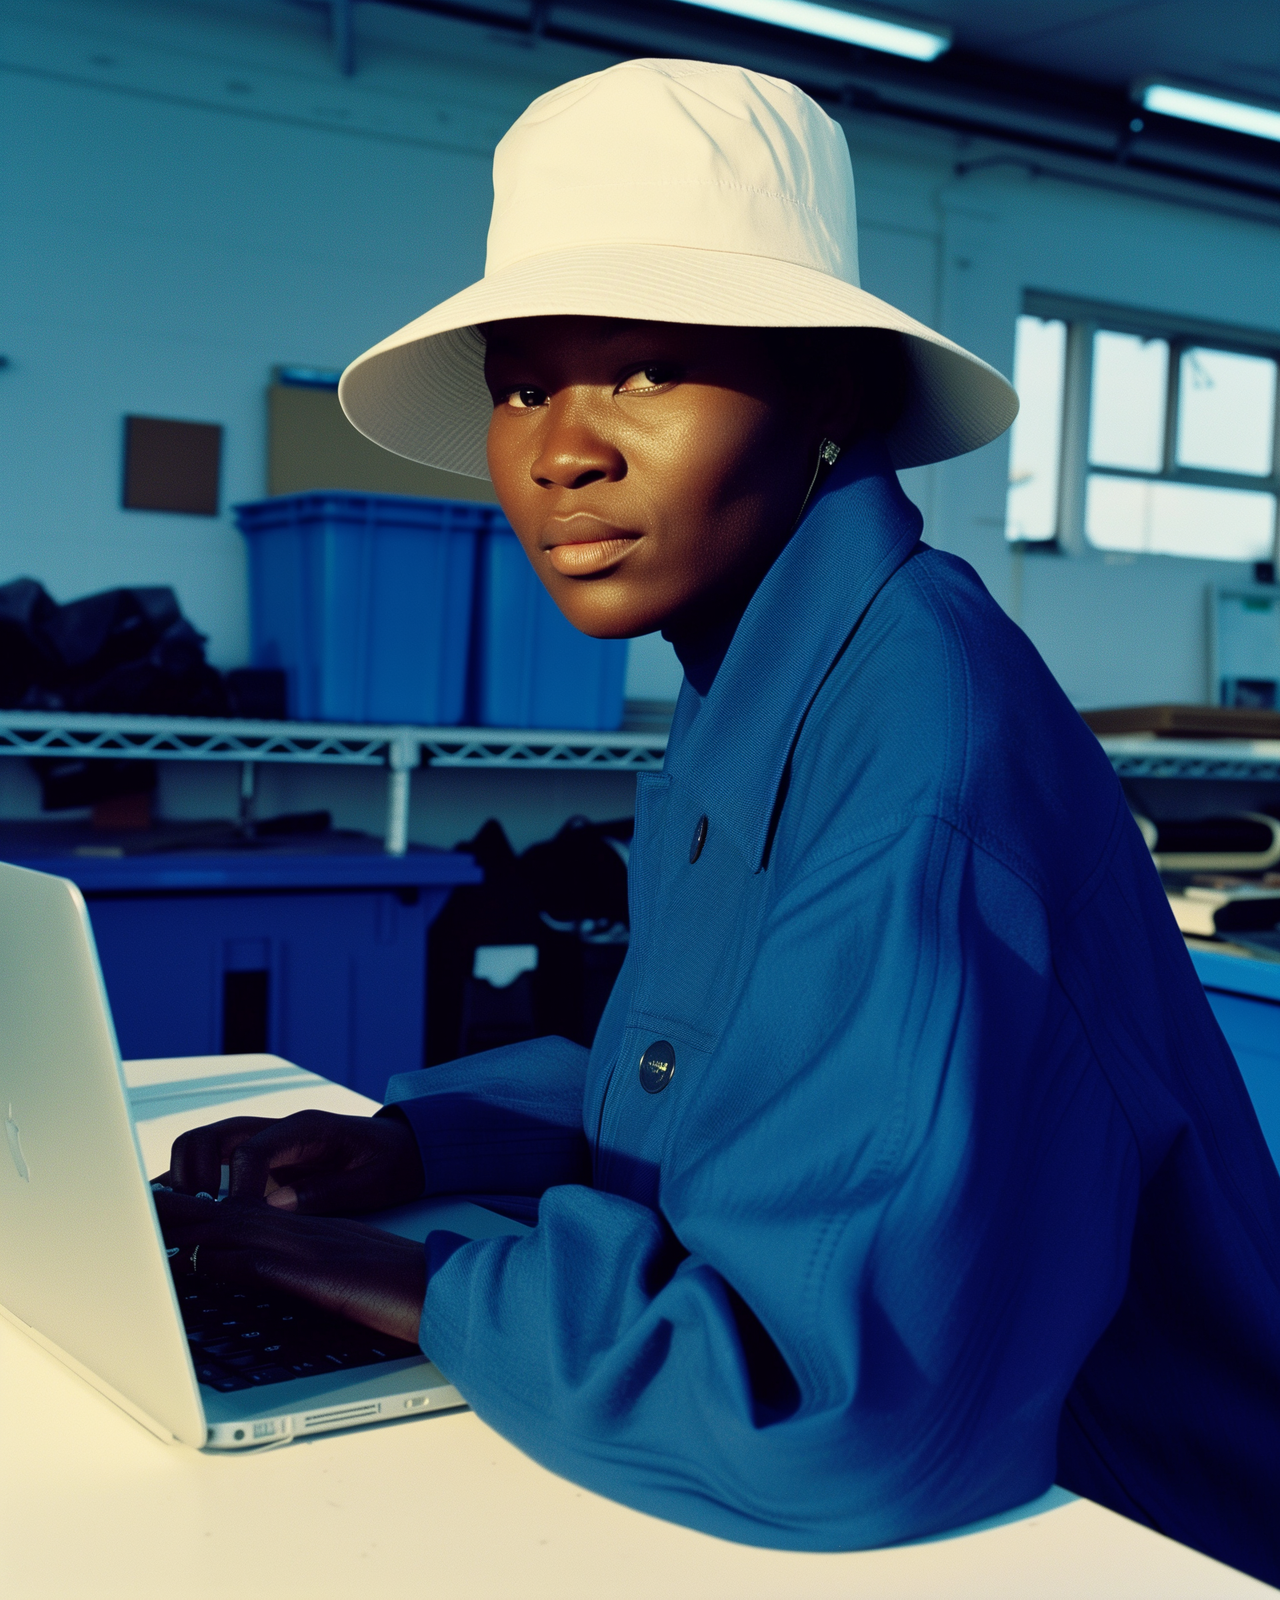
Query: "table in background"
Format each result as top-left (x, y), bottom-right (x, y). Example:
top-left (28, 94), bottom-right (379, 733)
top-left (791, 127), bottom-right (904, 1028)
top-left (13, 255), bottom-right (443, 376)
top-left (0, 1053), bottom-right (1268, 1599)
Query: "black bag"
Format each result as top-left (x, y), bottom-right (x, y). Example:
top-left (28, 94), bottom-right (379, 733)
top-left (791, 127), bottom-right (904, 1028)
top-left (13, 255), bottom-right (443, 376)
top-left (426, 815), bottom-right (633, 1064)
top-left (0, 579), bottom-right (60, 707)
top-left (0, 578), bottom-right (229, 717)
top-left (0, 577), bottom-right (233, 812)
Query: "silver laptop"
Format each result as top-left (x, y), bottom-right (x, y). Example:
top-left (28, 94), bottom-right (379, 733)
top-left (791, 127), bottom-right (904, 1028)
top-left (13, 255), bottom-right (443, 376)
top-left (0, 858), bottom-right (524, 1450)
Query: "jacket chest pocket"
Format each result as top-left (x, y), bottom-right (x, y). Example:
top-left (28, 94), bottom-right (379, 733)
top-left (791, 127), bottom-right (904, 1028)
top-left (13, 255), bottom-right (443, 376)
top-left (626, 773), bottom-right (764, 1052)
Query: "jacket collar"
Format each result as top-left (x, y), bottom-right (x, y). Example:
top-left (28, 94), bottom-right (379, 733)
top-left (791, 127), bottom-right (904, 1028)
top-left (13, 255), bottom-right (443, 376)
top-left (663, 435), bottom-right (924, 872)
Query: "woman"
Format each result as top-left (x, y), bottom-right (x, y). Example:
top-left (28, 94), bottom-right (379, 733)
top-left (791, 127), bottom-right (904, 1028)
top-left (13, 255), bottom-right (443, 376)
top-left (157, 60), bottom-right (1280, 1581)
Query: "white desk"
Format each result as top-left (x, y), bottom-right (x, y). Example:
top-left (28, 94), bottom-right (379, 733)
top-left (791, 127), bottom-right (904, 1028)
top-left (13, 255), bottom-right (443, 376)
top-left (0, 1055), bottom-right (1270, 1599)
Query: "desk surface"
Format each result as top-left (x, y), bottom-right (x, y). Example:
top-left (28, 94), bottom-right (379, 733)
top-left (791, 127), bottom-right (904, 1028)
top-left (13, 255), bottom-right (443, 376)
top-left (0, 1055), bottom-right (1270, 1600)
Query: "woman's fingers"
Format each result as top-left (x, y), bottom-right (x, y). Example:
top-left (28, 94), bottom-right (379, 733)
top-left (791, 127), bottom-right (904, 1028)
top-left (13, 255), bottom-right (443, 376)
top-left (176, 1243), bottom-right (259, 1284)
top-left (152, 1191), bottom-right (428, 1342)
top-left (282, 1155), bottom-right (410, 1216)
top-left (169, 1111), bottom-right (360, 1204)
top-left (167, 1117), bottom-right (276, 1196)
top-left (226, 1110), bottom-right (364, 1204)
top-left (155, 1188), bottom-right (404, 1255)
top-left (229, 1111), bottom-right (425, 1215)
top-left (162, 1109), bottom-right (425, 1216)
top-left (156, 1191), bottom-right (328, 1284)
top-left (153, 1189), bottom-right (259, 1250)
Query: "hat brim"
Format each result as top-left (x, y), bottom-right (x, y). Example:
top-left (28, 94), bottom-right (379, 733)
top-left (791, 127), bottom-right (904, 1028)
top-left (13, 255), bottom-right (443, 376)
top-left (338, 243), bottom-right (1018, 476)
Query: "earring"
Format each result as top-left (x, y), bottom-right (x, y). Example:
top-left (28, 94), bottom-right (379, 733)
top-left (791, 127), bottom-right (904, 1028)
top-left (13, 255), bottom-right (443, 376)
top-left (793, 437), bottom-right (843, 533)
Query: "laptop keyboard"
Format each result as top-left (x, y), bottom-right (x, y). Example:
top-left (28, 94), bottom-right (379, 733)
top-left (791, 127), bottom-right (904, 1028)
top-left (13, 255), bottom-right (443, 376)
top-left (177, 1279), bottom-right (422, 1392)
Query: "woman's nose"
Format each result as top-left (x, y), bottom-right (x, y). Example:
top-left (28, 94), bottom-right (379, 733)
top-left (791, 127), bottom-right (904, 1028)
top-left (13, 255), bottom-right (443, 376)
top-left (531, 394), bottom-right (624, 489)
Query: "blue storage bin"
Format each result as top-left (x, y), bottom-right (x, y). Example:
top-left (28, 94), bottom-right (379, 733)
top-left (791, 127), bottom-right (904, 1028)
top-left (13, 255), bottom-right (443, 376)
top-left (475, 527), bottom-right (629, 731)
top-left (235, 492), bottom-right (497, 724)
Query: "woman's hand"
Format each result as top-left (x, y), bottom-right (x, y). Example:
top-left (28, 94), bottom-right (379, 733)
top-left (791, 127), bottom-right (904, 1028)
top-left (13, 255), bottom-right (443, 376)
top-left (154, 1191), bottom-right (428, 1344)
top-left (155, 1109), bottom-right (425, 1215)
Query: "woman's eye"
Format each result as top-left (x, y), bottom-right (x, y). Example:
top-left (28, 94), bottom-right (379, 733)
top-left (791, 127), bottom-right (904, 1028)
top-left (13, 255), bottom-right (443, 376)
top-left (618, 364), bottom-right (678, 394)
top-left (504, 385), bottom-right (547, 410)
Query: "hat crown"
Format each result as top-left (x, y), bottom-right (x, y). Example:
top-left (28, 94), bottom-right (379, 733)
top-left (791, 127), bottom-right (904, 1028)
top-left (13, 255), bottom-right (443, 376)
top-left (486, 60), bottom-right (860, 287)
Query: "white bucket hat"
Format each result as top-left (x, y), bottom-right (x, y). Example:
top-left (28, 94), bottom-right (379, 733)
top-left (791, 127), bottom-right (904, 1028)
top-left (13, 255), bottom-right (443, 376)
top-left (339, 58), bottom-right (1017, 475)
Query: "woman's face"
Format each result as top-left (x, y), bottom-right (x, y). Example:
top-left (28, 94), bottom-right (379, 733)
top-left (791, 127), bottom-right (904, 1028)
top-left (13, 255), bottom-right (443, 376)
top-left (483, 316), bottom-right (853, 642)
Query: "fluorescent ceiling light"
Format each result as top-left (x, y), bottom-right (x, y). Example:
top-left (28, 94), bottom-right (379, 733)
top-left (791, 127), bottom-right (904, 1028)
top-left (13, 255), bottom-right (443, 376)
top-left (672, 0), bottom-right (951, 61)
top-left (1138, 81), bottom-right (1280, 144)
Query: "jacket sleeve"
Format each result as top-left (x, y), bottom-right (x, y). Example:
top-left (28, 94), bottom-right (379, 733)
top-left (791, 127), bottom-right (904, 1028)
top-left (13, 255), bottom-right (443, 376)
top-left (414, 816), bottom-right (1144, 1550)
top-left (380, 1036), bottom-right (591, 1198)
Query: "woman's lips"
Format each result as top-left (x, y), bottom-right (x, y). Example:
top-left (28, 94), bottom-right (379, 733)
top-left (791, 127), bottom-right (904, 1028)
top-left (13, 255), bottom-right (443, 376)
top-left (543, 525), bottom-right (640, 577)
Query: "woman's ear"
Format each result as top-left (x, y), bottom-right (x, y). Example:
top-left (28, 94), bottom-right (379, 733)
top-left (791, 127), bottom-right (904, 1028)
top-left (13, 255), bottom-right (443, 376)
top-left (814, 327), bottom-right (910, 451)
top-left (820, 385), bottom-right (867, 453)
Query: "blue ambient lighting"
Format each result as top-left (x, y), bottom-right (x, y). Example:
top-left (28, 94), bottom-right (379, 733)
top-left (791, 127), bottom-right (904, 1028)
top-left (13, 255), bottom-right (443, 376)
top-left (1139, 82), bottom-right (1280, 145)
top-left (672, 0), bottom-right (950, 61)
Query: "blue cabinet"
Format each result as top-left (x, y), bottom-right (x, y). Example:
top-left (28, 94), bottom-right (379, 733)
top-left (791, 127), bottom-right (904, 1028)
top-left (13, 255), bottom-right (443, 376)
top-left (1189, 945), bottom-right (1280, 1170)
top-left (0, 834), bottom-right (480, 1102)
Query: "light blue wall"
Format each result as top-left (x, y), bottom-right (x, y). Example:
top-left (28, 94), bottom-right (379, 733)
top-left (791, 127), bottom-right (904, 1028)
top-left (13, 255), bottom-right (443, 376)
top-left (4, 0), bottom-right (1280, 724)
top-left (2, 0), bottom-right (504, 665)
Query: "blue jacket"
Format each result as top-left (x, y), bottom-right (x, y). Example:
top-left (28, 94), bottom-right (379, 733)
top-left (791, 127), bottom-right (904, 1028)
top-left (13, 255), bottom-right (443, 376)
top-left (386, 442), bottom-right (1280, 1583)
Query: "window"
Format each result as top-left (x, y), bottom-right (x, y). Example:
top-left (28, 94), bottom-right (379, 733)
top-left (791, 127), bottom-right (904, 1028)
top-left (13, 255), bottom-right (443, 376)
top-left (1005, 297), bottom-right (1280, 563)
top-left (1005, 316), bottom-right (1065, 543)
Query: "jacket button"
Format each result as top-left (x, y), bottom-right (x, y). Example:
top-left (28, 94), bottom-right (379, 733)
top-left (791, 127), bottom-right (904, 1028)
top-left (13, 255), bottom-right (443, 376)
top-left (689, 815), bottom-right (708, 863)
top-left (639, 1040), bottom-right (675, 1094)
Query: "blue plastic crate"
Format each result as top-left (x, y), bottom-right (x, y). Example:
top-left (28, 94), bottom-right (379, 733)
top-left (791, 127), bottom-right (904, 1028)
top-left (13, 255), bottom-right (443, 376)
top-left (235, 492), bottom-right (499, 724)
top-left (474, 528), bottom-right (628, 731)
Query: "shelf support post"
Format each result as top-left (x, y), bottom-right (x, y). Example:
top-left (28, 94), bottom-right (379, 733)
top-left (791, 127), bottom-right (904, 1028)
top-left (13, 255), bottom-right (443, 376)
top-left (238, 760), bottom-right (256, 834)
top-left (385, 734), bottom-right (416, 855)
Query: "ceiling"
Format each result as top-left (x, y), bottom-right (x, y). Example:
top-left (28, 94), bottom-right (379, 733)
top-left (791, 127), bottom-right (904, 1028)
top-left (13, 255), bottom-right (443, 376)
top-left (929, 0), bottom-right (1280, 104)
top-left (372, 0), bottom-right (1280, 209)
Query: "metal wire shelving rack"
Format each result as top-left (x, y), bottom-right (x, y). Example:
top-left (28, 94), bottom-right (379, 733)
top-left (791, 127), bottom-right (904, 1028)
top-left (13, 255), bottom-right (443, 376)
top-left (12, 723), bottom-right (1261, 857)
top-left (0, 712), bottom-right (669, 853)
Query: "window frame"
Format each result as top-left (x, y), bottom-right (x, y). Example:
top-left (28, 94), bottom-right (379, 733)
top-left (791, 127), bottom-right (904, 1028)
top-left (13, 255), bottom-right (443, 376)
top-left (1015, 292), bottom-right (1280, 560)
